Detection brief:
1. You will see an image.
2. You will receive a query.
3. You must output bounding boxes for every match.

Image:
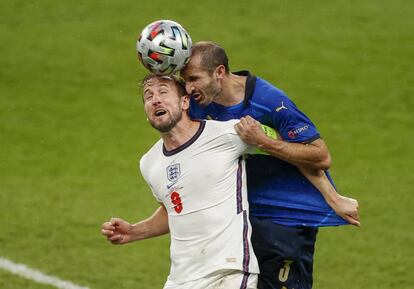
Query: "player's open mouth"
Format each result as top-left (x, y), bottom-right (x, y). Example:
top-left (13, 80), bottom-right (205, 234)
top-left (155, 109), bottom-right (167, 117)
top-left (191, 93), bottom-right (202, 102)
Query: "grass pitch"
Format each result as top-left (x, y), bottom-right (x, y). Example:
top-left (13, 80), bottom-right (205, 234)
top-left (0, 0), bottom-right (413, 288)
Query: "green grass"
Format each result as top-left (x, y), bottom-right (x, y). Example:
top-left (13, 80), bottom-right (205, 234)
top-left (0, 0), bottom-right (413, 288)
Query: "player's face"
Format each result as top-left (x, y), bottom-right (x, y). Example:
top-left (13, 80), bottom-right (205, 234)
top-left (143, 78), bottom-right (185, 133)
top-left (180, 55), bottom-right (221, 107)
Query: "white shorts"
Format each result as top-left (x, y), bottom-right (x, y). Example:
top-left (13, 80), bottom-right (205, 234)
top-left (163, 270), bottom-right (258, 289)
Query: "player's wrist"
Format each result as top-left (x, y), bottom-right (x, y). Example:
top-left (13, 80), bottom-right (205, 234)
top-left (326, 191), bottom-right (342, 208)
top-left (130, 222), bottom-right (147, 241)
top-left (258, 137), bottom-right (283, 153)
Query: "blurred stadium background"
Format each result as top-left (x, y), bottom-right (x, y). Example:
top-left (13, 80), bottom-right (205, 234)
top-left (0, 0), bottom-right (413, 288)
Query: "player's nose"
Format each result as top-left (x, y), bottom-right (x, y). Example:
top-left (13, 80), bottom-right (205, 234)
top-left (151, 93), bottom-right (162, 104)
top-left (185, 82), bottom-right (194, 95)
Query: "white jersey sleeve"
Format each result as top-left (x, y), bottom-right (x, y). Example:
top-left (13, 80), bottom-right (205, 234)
top-left (140, 139), bottom-right (163, 203)
top-left (220, 119), bottom-right (252, 155)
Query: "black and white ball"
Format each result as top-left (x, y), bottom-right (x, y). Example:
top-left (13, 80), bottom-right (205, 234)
top-left (137, 20), bottom-right (192, 75)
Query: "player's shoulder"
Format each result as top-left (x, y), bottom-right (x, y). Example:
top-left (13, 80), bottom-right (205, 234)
top-left (252, 76), bottom-right (291, 105)
top-left (203, 119), bottom-right (247, 153)
top-left (204, 119), bottom-right (239, 134)
top-left (250, 75), bottom-right (308, 119)
top-left (140, 139), bottom-right (163, 168)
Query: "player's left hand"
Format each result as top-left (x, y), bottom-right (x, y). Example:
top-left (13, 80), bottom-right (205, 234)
top-left (235, 116), bottom-right (269, 146)
top-left (331, 196), bottom-right (361, 227)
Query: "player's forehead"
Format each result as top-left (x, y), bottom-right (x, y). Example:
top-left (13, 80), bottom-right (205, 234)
top-left (181, 54), bottom-right (206, 77)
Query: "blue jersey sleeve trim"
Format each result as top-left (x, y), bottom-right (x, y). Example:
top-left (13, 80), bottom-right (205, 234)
top-left (302, 134), bottom-right (321, 144)
top-left (250, 100), bottom-right (272, 113)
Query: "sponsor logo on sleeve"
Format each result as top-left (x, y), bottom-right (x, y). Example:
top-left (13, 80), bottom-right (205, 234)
top-left (288, 125), bottom-right (309, 138)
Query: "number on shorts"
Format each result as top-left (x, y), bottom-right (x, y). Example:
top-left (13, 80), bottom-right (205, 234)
top-left (278, 260), bottom-right (293, 282)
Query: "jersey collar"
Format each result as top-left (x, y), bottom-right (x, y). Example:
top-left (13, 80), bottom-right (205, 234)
top-left (233, 70), bottom-right (256, 108)
top-left (163, 120), bottom-right (206, 156)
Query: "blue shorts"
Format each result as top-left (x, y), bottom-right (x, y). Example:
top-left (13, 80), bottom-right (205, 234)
top-left (250, 216), bottom-right (318, 289)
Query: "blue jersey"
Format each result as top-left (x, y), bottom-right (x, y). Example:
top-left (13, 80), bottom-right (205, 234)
top-left (189, 71), bottom-right (347, 227)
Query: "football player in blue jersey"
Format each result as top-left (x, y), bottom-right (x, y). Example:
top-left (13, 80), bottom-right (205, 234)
top-left (180, 41), bottom-right (360, 289)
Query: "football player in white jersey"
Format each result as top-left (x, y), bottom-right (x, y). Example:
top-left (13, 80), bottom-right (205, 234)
top-left (101, 74), bottom-right (259, 289)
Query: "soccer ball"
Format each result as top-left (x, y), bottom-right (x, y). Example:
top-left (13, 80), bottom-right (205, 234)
top-left (137, 20), bottom-right (192, 75)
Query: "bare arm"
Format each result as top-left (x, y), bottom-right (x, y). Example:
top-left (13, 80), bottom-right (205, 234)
top-left (298, 167), bottom-right (360, 226)
top-left (235, 116), bottom-right (331, 170)
top-left (260, 138), bottom-right (331, 170)
top-left (101, 204), bottom-right (169, 244)
top-left (235, 116), bottom-right (360, 226)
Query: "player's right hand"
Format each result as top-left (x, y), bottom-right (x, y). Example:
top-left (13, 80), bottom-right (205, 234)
top-left (101, 217), bottom-right (132, 245)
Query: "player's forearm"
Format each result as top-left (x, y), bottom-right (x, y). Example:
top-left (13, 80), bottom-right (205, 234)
top-left (298, 167), bottom-right (340, 206)
top-left (299, 167), bottom-right (361, 226)
top-left (130, 206), bottom-right (169, 241)
top-left (257, 138), bottom-right (331, 170)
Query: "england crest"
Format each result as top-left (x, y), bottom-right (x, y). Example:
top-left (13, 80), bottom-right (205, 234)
top-left (166, 163), bottom-right (181, 183)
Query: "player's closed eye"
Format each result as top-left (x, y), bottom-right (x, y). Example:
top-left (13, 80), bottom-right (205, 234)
top-left (144, 93), bottom-right (153, 101)
top-left (186, 76), bottom-right (198, 82)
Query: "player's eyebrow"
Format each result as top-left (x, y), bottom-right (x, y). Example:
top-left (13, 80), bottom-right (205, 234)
top-left (157, 83), bottom-right (170, 89)
top-left (186, 75), bottom-right (198, 81)
top-left (143, 82), bottom-right (171, 94)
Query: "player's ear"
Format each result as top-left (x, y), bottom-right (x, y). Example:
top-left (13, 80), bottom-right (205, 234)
top-left (214, 65), bottom-right (226, 80)
top-left (181, 94), bottom-right (190, 110)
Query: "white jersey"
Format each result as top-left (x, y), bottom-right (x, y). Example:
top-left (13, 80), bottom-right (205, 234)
top-left (140, 120), bottom-right (259, 284)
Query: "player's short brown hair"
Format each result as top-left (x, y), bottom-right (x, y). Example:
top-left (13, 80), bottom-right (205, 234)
top-left (141, 74), bottom-right (187, 98)
top-left (191, 41), bottom-right (230, 75)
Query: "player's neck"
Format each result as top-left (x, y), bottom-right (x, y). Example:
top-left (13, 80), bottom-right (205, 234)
top-left (161, 118), bottom-right (200, 151)
top-left (215, 73), bottom-right (246, 106)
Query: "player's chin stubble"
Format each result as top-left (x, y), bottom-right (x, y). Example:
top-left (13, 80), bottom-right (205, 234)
top-left (150, 111), bottom-right (183, 133)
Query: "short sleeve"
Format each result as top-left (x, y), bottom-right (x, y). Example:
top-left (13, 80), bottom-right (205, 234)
top-left (223, 119), bottom-right (252, 154)
top-left (270, 97), bottom-right (320, 144)
top-left (139, 155), bottom-right (162, 202)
